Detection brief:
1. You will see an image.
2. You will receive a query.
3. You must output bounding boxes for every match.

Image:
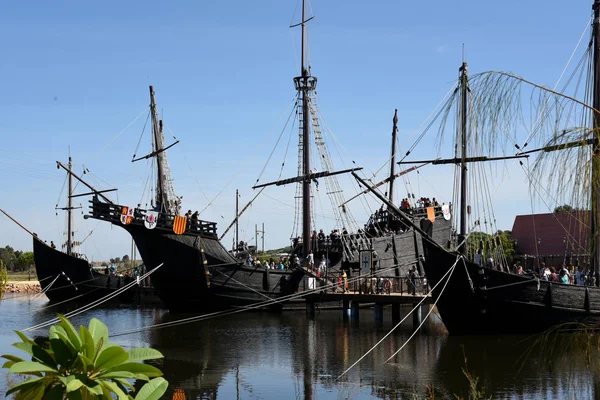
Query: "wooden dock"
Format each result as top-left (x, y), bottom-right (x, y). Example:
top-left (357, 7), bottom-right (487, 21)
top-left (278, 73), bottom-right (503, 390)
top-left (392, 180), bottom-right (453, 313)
top-left (289, 266), bottom-right (434, 323)
top-left (302, 291), bottom-right (432, 305)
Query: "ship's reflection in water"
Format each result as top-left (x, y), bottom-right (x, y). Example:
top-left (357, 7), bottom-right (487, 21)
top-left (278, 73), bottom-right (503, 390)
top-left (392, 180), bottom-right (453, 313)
top-left (144, 306), bottom-right (600, 399)
top-left (2, 297), bottom-right (597, 399)
top-left (1, 298), bottom-right (597, 399)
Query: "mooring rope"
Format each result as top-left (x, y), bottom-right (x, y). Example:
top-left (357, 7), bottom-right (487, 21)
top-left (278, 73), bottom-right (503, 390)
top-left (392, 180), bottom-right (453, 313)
top-left (23, 263), bottom-right (163, 332)
top-left (0, 274), bottom-right (61, 302)
top-left (37, 275), bottom-right (59, 283)
top-left (25, 288), bottom-right (102, 315)
top-left (482, 277), bottom-right (541, 291)
top-left (384, 260), bottom-right (457, 363)
top-left (212, 269), bottom-right (273, 301)
top-left (30, 274), bottom-right (61, 301)
top-left (336, 255), bottom-right (462, 379)
top-left (110, 261), bottom-right (419, 338)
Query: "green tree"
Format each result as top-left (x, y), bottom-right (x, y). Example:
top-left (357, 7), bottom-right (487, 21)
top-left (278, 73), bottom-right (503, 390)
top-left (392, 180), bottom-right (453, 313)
top-left (466, 231), bottom-right (515, 264)
top-left (496, 230), bottom-right (515, 264)
top-left (122, 255), bottom-right (130, 263)
top-left (16, 252), bottom-right (35, 273)
top-left (2, 315), bottom-right (168, 399)
top-left (114, 257), bottom-right (121, 264)
top-left (0, 259), bottom-right (7, 299)
top-left (554, 204), bottom-right (577, 213)
top-left (0, 245), bottom-right (16, 271)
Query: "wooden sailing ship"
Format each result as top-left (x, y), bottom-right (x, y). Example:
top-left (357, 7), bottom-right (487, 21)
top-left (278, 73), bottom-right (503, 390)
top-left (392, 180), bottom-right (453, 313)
top-left (32, 156), bottom-right (134, 303)
top-left (84, 0), bottom-right (454, 310)
top-left (358, 0), bottom-right (600, 335)
top-left (85, 86), bottom-right (304, 311)
top-left (248, 2), bottom-right (453, 281)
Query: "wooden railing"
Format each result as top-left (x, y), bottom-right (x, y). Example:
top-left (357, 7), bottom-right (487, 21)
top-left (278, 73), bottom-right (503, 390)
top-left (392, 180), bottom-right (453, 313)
top-left (89, 198), bottom-right (218, 237)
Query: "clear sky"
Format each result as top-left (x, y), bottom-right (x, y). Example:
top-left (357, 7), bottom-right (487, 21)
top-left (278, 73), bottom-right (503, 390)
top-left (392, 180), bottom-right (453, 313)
top-left (0, 0), bottom-right (593, 261)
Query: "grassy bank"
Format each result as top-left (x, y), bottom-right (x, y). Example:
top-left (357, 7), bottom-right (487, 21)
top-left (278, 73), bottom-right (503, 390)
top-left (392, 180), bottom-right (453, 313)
top-left (7, 271), bottom-right (38, 282)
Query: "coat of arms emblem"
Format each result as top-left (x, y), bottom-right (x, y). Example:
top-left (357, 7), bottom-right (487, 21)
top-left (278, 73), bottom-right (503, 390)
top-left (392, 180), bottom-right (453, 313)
top-left (144, 211), bottom-right (158, 229)
top-left (120, 206), bottom-right (134, 225)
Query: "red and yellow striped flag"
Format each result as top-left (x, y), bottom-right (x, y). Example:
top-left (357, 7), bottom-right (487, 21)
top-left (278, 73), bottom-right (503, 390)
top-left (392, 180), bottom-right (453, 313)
top-left (173, 215), bottom-right (187, 234)
top-left (426, 206), bottom-right (436, 223)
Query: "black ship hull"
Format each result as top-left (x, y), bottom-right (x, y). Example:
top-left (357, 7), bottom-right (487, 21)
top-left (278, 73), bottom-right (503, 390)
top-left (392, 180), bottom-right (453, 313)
top-left (122, 224), bottom-right (304, 311)
top-left (421, 238), bottom-right (600, 335)
top-left (32, 238), bottom-right (135, 303)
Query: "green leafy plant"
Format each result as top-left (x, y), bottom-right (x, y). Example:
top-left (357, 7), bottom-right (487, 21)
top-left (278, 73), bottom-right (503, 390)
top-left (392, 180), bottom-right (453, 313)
top-left (1, 314), bottom-right (168, 399)
top-left (0, 259), bottom-right (7, 299)
top-left (455, 347), bottom-right (489, 400)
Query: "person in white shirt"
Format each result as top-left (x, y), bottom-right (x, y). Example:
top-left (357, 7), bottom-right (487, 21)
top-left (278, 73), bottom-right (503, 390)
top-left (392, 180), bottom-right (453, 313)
top-left (474, 249), bottom-right (482, 266)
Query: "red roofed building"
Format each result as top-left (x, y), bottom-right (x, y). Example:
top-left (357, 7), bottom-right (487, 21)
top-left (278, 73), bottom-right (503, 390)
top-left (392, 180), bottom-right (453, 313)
top-left (511, 211), bottom-right (590, 268)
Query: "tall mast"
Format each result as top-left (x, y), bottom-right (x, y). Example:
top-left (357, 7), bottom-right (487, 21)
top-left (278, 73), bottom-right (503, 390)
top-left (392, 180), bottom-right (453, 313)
top-left (66, 156), bottom-right (73, 256)
top-left (458, 62), bottom-right (469, 255)
top-left (591, 0), bottom-right (600, 285)
top-left (388, 109), bottom-right (398, 206)
top-left (235, 189), bottom-right (239, 250)
top-left (149, 86), bottom-right (166, 213)
top-left (293, 0), bottom-right (317, 258)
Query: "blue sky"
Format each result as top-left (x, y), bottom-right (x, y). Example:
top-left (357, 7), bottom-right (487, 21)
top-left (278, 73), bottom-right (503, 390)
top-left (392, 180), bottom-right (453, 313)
top-left (0, 0), bottom-right (593, 261)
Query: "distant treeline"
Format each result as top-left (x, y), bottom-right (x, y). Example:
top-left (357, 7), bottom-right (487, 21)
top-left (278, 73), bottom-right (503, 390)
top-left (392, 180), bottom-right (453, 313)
top-left (0, 245), bottom-right (34, 272)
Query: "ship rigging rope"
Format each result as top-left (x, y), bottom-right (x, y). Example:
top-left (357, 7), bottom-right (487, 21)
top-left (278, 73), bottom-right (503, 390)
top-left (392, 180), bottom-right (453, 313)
top-left (39, 273), bottom-right (116, 294)
top-left (30, 275), bottom-right (61, 301)
top-left (111, 261), bottom-right (411, 337)
top-left (221, 104), bottom-right (296, 235)
top-left (254, 95), bottom-right (298, 186)
top-left (131, 112), bottom-right (151, 161)
top-left (25, 289), bottom-right (102, 315)
top-left (519, 17), bottom-right (591, 149)
top-left (36, 275), bottom-right (57, 283)
top-left (310, 119), bottom-right (374, 223)
top-left (336, 256), bottom-right (461, 379)
top-left (55, 173), bottom-right (68, 211)
top-left (162, 122), bottom-right (221, 217)
top-left (481, 276), bottom-right (541, 292)
top-left (261, 192), bottom-right (342, 222)
top-left (212, 269), bottom-right (272, 300)
top-left (397, 84), bottom-right (458, 165)
top-left (371, 83), bottom-right (458, 178)
top-left (461, 257), bottom-right (474, 292)
top-left (384, 258), bottom-right (458, 363)
top-left (199, 96), bottom-right (298, 215)
top-left (109, 260), bottom-right (418, 338)
top-left (86, 107), bottom-right (149, 165)
top-left (22, 263), bottom-right (164, 332)
top-left (0, 275), bottom-right (62, 303)
top-left (518, 159), bottom-right (588, 253)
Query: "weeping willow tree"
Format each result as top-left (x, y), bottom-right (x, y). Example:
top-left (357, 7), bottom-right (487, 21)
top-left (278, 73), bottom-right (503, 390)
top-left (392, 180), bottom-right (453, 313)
top-left (467, 70), bottom-right (596, 210)
top-left (465, 64), bottom-right (598, 264)
top-left (406, 58), bottom-right (596, 269)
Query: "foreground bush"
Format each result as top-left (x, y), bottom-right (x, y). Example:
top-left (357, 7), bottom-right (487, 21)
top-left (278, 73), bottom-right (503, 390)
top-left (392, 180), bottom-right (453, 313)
top-left (2, 314), bottom-right (168, 399)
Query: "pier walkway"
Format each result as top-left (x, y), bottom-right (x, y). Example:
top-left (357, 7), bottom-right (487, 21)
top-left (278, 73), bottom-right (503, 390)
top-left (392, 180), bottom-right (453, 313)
top-left (296, 266), bottom-right (433, 322)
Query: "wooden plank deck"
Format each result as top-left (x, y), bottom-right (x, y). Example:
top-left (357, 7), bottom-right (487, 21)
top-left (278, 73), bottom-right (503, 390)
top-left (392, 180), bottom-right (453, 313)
top-left (302, 291), bottom-right (433, 305)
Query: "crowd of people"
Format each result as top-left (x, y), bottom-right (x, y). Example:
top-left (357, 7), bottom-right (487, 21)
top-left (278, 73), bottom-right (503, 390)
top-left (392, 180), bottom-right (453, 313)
top-left (474, 250), bottom-right (597, 286)
top-left (538, 262), bottom-right (596, 285)
top-left (184, 209), bottom-right (200, 223)
top-left (245, 250), bottom-right (332, 277)
top-left (399, 197), bottom-right (440, 210)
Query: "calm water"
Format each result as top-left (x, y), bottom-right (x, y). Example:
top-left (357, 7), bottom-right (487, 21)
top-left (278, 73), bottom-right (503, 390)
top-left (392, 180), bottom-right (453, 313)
top-left (0, 295), bottom-right (598, 399)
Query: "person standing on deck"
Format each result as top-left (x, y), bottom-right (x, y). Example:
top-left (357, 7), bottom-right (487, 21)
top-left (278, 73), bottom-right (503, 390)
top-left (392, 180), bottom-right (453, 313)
top-left (474, 249), bottom-right (482, 266)
top-left (307, 250), bottom-right (314, 270)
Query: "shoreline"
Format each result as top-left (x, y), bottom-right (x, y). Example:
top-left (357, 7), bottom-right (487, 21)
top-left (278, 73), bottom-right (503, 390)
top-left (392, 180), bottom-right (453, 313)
top-left (3, 281), bottom-right (41, 294)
